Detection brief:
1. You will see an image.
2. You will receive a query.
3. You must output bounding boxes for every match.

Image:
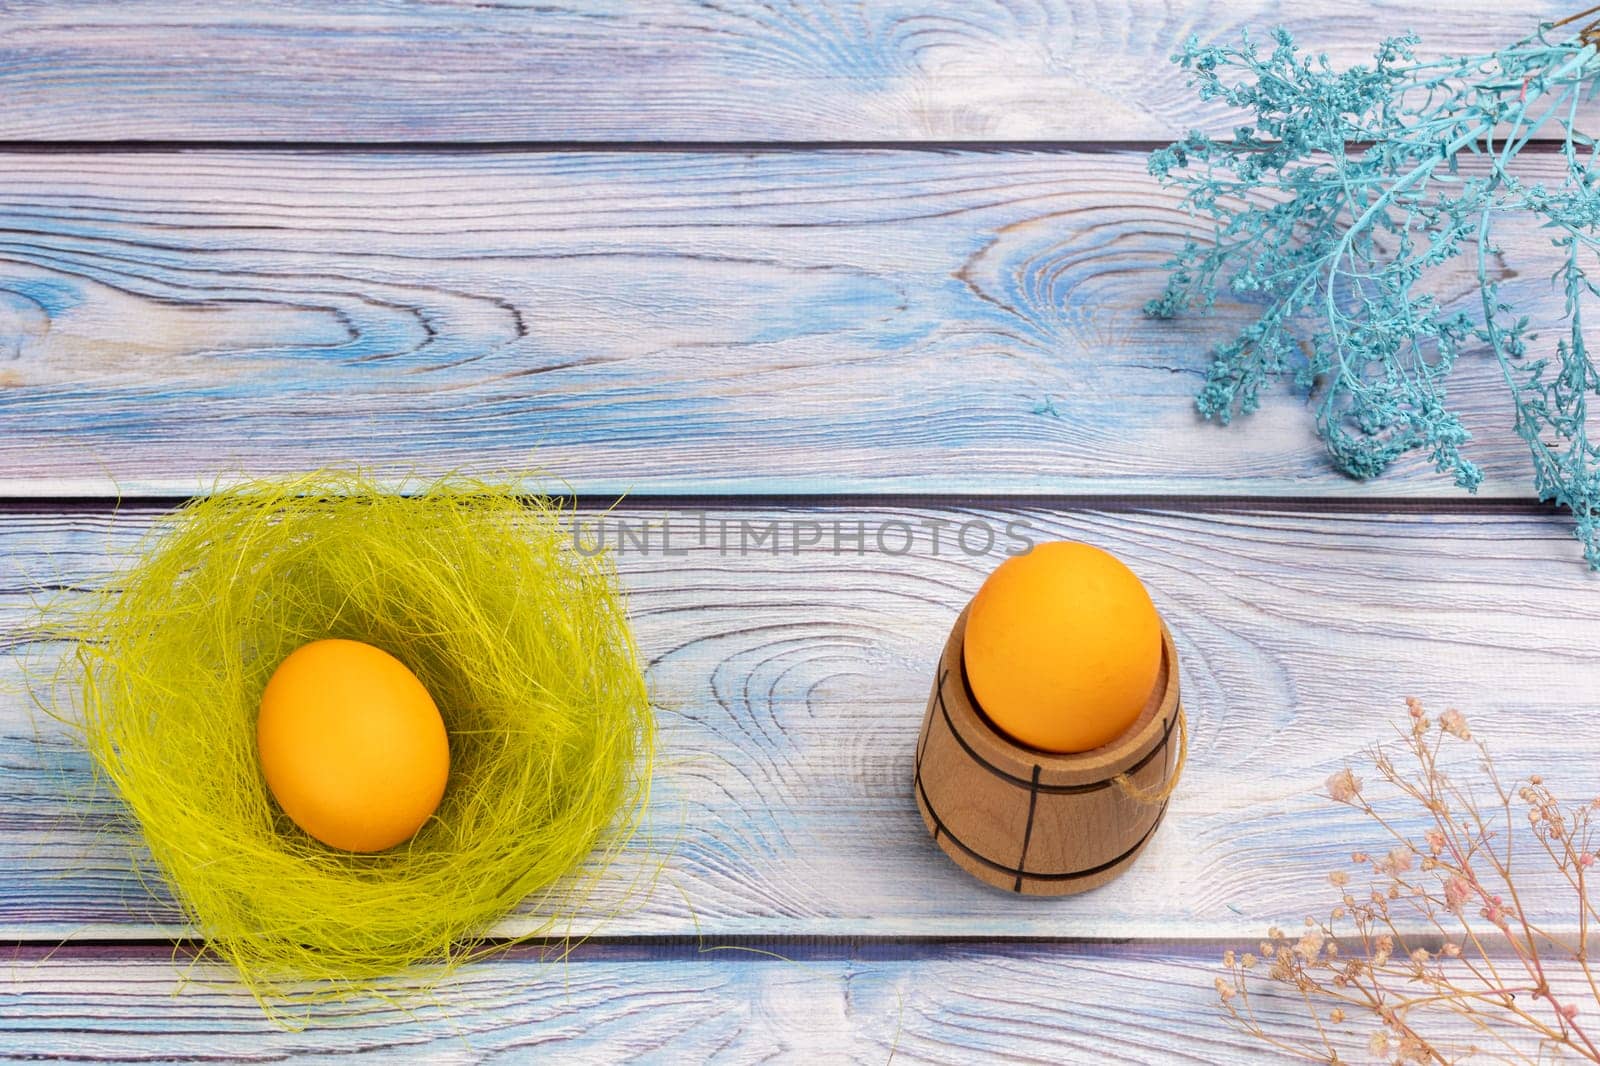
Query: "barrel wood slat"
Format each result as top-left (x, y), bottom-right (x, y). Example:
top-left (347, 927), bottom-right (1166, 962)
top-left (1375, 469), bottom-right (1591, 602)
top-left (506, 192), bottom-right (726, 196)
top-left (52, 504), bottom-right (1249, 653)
top-left (0, 150), bottom-right (1581, 499)
top-left (0, 1), bottom-right (1583, 142)
top-left (3, 503), bottom-right (1596, 943)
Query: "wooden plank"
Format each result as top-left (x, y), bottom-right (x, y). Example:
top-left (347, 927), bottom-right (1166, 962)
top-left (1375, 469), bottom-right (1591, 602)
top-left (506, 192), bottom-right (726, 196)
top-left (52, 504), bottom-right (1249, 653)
top-left (4, 503), bottom-right (1597, 940)
top-left (0, 1), bottom-right (1581, 142)
top-left (0, 149), bottom-right (1574, 499)
top-left (3, 941), bottom-right (1592, 1063)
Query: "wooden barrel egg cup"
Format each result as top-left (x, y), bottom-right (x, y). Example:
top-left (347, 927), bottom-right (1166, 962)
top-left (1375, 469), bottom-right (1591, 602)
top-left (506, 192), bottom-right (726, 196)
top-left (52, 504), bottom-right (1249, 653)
top-left (913, 605), bottom-right (1183, 896)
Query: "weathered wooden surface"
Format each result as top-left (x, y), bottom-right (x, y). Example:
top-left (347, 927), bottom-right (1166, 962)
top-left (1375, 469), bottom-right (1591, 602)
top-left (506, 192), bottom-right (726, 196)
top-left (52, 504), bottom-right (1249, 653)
top-left (0, 943), bottom-right (1316, 1063)
top-left (0, 1), bottom-right (1583, 142)
top-left (4, 942), bottom-right (1593, 1063)
top-left (0, 150), bottom-right (1575, 499)
top-left (6, 504), bottom-right (1596, 941)
top-left (8, 2), bottom-right (1600, 1059)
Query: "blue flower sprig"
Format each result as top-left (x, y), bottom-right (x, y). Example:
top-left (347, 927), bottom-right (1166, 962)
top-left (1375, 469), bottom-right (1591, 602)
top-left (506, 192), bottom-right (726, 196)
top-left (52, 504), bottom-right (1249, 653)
top-left (1147, 15), bottom-right (1600, 567)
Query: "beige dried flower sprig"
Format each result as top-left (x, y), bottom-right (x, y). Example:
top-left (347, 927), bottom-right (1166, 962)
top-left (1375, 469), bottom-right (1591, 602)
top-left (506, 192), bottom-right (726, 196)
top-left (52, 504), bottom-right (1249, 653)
top-left (1217, 701), bottom-right (1600, 1063)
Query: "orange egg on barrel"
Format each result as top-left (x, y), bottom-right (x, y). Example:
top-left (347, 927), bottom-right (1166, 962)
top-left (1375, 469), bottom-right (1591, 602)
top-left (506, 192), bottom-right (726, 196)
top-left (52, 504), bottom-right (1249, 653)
top-left (963, 541), bottom-right (1162, 754)
top-left (257, 639), bottom-right (450, 853)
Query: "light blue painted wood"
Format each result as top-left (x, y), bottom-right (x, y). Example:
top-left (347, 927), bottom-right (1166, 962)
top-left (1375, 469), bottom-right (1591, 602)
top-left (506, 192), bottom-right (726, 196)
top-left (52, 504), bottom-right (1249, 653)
top-left (0, 150), bottom-right (1575, 499)
top-left (0, 1), bottom-right (1581, 141)
top-left (5, 503), bottom-right (1597, 940)
top-left (3, 941), bottom-right (1593, 1063)
top-left (3, 4), bottom-right (1595, 1053)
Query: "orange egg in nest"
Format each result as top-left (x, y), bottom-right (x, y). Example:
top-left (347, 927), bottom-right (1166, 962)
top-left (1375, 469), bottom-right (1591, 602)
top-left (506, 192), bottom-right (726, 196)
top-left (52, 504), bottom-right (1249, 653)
top-left (963, 541), bottom-right (1162, 754)
top-left (257, 639), bottom-right (450, 853)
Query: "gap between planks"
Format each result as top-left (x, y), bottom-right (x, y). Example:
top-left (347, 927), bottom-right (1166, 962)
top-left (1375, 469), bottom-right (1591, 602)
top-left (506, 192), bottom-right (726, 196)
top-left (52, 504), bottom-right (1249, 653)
top-left (0, 494), bottom-right (1571, 518)
top-left (0, 138), bottom-right (1579, 154)
top-left (2, 934), bottom-right (1574, 963)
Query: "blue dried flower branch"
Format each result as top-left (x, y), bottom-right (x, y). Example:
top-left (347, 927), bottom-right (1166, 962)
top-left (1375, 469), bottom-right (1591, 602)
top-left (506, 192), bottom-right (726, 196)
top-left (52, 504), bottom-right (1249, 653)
top-left (1148, 13), bottom-right (1600, 567)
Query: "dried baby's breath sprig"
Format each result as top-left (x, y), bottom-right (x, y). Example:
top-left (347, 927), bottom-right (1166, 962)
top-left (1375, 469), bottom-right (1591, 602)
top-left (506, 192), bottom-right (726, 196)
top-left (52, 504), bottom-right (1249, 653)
top-left (1217, 702), bottom-right (1600, 1063)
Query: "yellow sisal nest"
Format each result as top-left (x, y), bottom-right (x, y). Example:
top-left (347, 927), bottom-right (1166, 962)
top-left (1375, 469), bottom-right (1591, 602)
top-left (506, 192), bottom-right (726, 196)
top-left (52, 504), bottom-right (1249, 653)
top-left (56, 472), bottom-right (654, 1009)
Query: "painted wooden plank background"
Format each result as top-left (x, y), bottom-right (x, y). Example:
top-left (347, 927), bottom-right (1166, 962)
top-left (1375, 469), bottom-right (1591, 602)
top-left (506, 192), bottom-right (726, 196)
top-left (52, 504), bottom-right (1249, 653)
top-left (0, 1), bottom-right (1584, 142)
top-left (7, 1), bottom-right (1600, 1060)
top-left (7, 503), bottom-right (1596, 942)
top-left (4, 942), bottom-right (1594, 1063)
top-left (0, 150), bottom-right (1577, 500)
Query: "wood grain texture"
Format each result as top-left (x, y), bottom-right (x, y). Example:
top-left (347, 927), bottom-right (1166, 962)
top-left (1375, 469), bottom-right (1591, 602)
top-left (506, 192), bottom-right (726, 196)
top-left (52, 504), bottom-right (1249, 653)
top-left (0, 1), bottom-right (1584, 142)
top-left (0, 149), bottom-right (1578, 499)
top-left (5, 941), bottom-right (1596, 1063)
top-left (5, 503), bottom-right (1597, 941)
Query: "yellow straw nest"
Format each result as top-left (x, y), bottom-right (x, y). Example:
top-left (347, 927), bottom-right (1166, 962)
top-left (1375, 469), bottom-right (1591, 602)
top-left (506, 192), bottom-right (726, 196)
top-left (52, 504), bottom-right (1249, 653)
top-left (55, 472), bottom-right (654, 1008)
